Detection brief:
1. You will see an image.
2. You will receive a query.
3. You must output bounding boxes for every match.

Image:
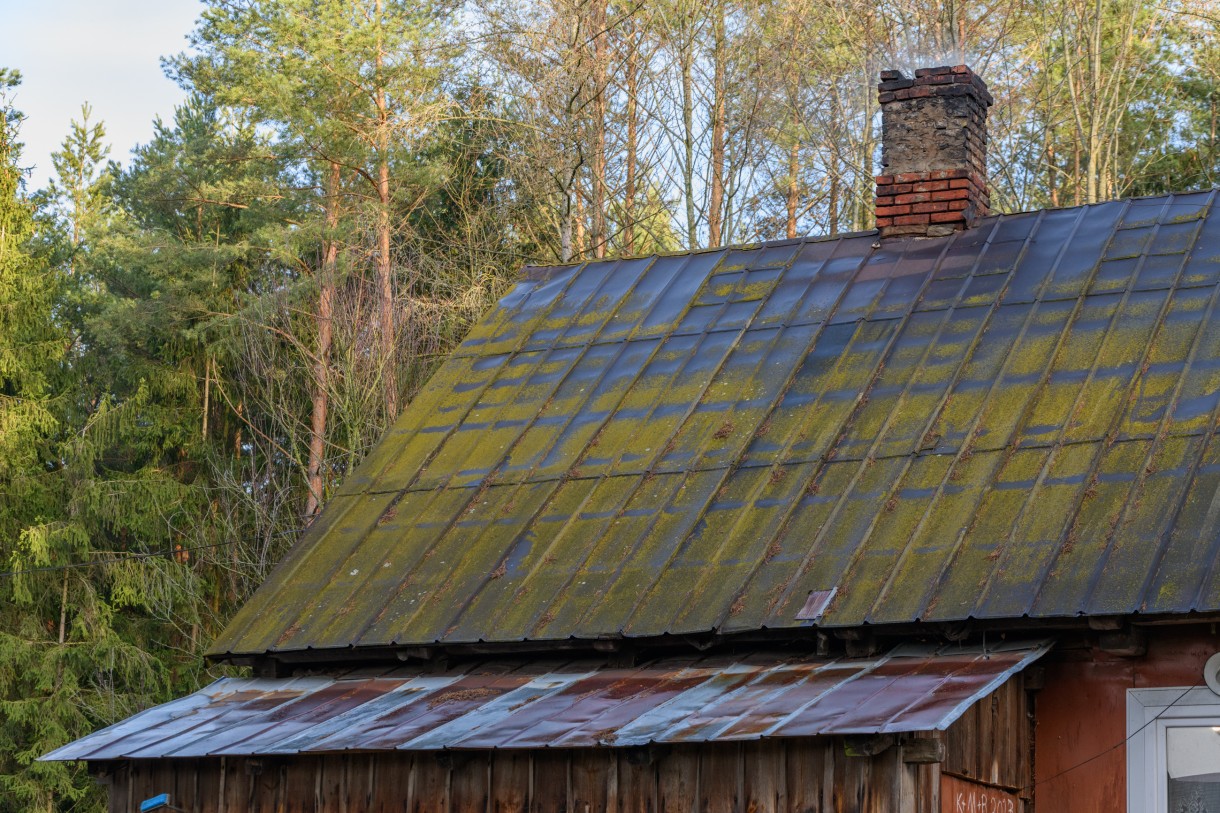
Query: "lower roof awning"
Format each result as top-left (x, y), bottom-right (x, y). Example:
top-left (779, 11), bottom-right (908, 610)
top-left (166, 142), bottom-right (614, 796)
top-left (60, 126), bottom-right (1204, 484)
top-left (43, 640), bottom-right (1049, 761)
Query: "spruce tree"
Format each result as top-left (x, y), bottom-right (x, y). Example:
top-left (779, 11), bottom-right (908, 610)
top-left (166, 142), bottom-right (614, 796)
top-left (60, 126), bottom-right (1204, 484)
top-left (0, 97), bottom-right (200, 813)
top-left (0, 68), bottom-right (95, 813)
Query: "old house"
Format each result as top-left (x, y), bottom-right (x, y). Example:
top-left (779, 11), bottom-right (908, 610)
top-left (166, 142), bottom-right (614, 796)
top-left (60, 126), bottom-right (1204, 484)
top-left (46, 65), bottom-right (1220, 813)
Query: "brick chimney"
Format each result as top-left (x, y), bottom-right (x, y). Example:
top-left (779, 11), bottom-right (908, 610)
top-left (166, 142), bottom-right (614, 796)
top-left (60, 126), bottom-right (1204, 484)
top-left (875, 65), bottom-right (993, 238)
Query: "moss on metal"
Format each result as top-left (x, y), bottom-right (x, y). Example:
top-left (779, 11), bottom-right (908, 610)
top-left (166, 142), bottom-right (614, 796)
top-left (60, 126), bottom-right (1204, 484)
top-left (212, 191), bottom-right (1220, 658)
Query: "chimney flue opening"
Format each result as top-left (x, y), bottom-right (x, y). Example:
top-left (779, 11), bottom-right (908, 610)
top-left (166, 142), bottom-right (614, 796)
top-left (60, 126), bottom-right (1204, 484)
top-left (875, 65), bottom-right (993, 239)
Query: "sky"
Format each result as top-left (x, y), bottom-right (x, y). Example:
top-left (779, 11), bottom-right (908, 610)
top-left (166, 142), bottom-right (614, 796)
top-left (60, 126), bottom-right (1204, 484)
top-left (0, 0), bottom-right (201, 191)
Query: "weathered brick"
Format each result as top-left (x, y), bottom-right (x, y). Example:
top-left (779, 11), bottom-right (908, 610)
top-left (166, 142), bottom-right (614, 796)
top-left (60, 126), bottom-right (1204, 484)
top-left (876, 205), bottom-right (911, 217)
top-left (930, 210), bottom-right (969, 223)
top-left (932, 84), bottom-right (967, 99)
top-left (876, 64), bottom-right (990, 236)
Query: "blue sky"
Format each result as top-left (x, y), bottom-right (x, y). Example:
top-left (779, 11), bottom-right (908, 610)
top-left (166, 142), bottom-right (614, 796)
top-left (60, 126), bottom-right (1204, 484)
top-left (0, 0), bottom-right (200, 190)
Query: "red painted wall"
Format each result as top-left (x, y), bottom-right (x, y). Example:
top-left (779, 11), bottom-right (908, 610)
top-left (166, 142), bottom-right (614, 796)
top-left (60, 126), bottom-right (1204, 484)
top-left (1034, 626), bottom-right (1220, 813)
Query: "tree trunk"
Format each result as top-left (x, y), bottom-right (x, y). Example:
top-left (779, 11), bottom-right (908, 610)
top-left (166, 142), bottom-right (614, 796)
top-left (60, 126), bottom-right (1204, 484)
top-left (829, 169), bottom-right (840, 236)
top-left (560, 189), bottom-right (573, 262)
top-left (377, 157), bottom-right (395, 417)
top-left (828, 84), bottom-right (841, 236)
top-left (202, 356), bottom-right (211, 439)
top-left (1073, 137), bottom-right (1082, 205)
top-left (58, 568), bottom-right (68, 645)
top-left (784, 20), bottom-right (800, 241)
top-left (786, 140), bottom-right (799, 239)
top-left (305, 161), bottom-right (340, 520)
top-left (623, 17), bottom-right (638, 255)
top-left (1085, 0), bottom-right (1103, 204)
top-left (1210, 95), bottom-right (1217, 186)
top-left (1047, 143), bottom-right (1060, 208)
top-left (574, 176), bottom-right (586, 256)
top-left (857, 65), bottom-right (875, 230)
top-left (590, 0), bottom-right (608, 258)
top-left (708, 5), bottom-right (726, 247)
top-left (375, 0), bottom-right (397, 418)
top-left (681, 21), bottom-right (697, 249)
top-left (234, 401), bottom-right (243, 461)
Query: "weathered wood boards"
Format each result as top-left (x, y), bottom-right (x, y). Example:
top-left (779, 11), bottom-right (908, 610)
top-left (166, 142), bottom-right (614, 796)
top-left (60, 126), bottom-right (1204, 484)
top-left (103, 740), bottom-right (919, 813)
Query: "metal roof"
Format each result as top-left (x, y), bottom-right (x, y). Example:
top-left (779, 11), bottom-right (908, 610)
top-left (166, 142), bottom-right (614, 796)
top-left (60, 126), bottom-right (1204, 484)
top-left (43, 641), bottom-right (1048, 760)
top-left (212, 191), bottom-right (1220, 657)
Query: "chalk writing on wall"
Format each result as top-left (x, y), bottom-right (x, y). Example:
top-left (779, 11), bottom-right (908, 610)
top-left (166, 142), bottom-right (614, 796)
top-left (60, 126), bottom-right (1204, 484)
top-left (941, 774), bottom-right (1022, 813)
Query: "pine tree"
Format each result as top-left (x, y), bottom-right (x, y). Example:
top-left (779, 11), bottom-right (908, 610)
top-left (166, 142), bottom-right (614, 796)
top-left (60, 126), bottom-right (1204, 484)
top-left (171, 0), bottom-right (475, 518)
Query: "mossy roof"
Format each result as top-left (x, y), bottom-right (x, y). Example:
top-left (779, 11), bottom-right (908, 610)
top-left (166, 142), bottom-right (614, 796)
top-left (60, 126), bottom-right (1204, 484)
top-left (212, 191), bottom-right (1220, 658)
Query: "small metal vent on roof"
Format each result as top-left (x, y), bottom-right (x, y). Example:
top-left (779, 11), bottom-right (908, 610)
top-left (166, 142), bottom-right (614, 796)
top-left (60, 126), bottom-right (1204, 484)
top-left (796, 588), bottom-right (837, 621)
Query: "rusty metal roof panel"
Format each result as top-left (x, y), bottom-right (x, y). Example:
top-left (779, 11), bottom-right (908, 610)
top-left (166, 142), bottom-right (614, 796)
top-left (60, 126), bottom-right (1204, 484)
top-left (43, 642), bottom-right (1049, 761)
top-left (210, 192), bottom-right (1220, 657)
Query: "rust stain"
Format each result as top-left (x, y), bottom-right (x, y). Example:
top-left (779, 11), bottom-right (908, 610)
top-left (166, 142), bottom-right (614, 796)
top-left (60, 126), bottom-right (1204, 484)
top-left (427, 687), bottom-right (501, 709)
top-left (1034, 628), bottom-right (1220, 813)
top-left (46, 640), bottom-right (1051, 761)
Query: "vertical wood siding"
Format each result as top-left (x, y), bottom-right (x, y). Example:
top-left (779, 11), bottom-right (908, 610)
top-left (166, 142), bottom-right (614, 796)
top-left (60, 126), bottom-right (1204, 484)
top-left (943, 672), bottom-right (1030, 792)
top-left (100, 741), bottom-right (931, 813)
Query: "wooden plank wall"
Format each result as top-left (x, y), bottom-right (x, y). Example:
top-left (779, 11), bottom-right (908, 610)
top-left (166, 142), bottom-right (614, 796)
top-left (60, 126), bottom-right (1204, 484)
top-left (943, 671), bottom-right (1032, 808)
top-left (99, 739), bottom-right (935, 813)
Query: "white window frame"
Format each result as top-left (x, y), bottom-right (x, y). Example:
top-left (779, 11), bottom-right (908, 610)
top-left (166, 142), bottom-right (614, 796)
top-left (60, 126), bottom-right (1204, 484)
top-left (1127, 687), bottom-right (1220, 813)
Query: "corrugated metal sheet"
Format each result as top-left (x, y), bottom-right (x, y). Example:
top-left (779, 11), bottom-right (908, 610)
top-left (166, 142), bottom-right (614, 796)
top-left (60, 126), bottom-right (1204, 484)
top-left (212, 192), bottom-right (1220, 657)
top-left (43, 641), bottom-right (1049, 760)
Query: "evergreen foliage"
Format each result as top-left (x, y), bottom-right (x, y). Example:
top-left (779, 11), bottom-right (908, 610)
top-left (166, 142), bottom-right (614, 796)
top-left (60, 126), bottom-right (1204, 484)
top-left (0, 1), bottom-right (1219, 808)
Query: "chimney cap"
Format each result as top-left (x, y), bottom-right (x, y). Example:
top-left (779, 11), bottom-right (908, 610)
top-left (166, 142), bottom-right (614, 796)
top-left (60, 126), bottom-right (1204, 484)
top-left (878, 64), bottom-right (993, 106)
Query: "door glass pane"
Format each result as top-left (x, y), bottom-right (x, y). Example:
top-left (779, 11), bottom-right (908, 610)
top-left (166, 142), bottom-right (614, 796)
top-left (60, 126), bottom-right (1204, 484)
top-left (1168, 727), bottom-right (1220, 812)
